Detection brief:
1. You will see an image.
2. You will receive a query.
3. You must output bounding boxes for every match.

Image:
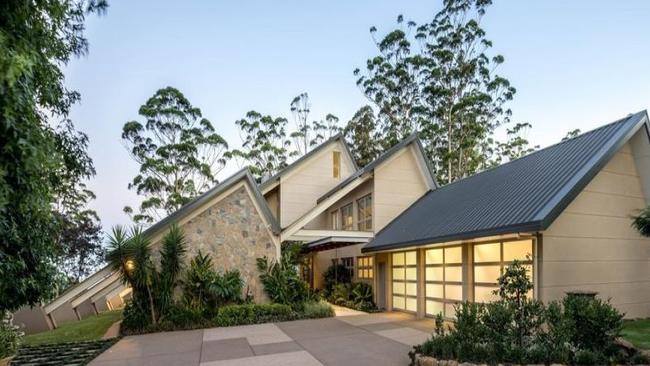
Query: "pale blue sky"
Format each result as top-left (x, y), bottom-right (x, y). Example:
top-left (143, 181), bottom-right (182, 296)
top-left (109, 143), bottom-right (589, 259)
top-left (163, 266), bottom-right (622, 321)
top-left (65, 0), bottom-right (650, 230)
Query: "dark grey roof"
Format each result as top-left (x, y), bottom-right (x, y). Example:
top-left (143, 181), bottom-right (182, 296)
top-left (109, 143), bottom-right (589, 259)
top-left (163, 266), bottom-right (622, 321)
top-left (258, 133), bottom-right (358, 192)
top-left (316, 133), bottom-right (437, 204)
top-left (364, 111), bottom-right (650, 253)
top-left (145, 167), bottom-right (281, 237)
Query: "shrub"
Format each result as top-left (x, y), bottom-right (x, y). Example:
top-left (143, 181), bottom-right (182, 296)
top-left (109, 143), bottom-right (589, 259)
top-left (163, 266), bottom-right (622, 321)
top-left (215, 304), bottom-right (294, 327)
top-left (301, 301), bottom-right (335, 319)
top-left (562, 293), bottom-right (623, 354)
top-left (121, 301), bottom-right (150, 332)
top-left (0, 312), bottom-right (22, 359)
top-left (163, 304), bottom-right (204, 328)
top-left (322, 263), bottom-right (352, 297)
top-left (411, 260), bottom-right (638, 365)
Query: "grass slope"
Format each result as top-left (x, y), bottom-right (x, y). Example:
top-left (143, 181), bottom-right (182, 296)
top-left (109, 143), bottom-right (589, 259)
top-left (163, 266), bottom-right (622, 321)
top-left (23, 310), bottom-right (122, 346)
top-left (622, 319), bottom-right (650, 350)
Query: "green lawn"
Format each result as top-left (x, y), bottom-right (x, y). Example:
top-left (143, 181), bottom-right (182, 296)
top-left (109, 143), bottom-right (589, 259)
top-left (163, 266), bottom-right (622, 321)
top-left (621, 319), bottom-right (650, 350)
top-left (22, 310), bottom-right (122, 346)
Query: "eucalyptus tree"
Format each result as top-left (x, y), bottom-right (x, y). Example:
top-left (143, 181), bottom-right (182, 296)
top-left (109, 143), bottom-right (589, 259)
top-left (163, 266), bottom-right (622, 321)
top-left (356, 0), bottom-right (520, 183)
top-left (122, 87), bottom-right (228, 224)
top-left (0, 0), bottom-right (107, 312)
top-left (289, 93), bottom-right (341, 157)
top-left (344, 106), bottom-right (381, 167)
top-left (227, 111), bottom-right (292, 181)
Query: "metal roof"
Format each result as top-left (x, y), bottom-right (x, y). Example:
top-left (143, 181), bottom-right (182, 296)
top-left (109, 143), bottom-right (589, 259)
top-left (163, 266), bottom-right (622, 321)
top-left (364, 111), bottom-right (650, 253)
top-left (258, 133), bottom-right (358, 192)
top-left (316, 133), bottom-right (437, 204)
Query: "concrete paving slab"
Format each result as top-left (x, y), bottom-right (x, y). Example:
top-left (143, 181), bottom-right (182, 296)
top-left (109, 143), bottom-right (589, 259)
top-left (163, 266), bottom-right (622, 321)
top-left (374, 327), bottom-right (431, 346)
top-left (276, 317), bottom-right (365, 340)
top-left (92, 329), bottom-right (203, 361)
top-left (90, 350), bottom-right (200, 366)
top-left (200, 350), bottom-right (322, 366)
top-left (251, 341), bottom-right (303, 355)
top-left (331, 304), bottom-right (367, 316)
top-left (357, 321), bottom-right (405, 332)
top-left (296, 331), bottom-right (411, 366)
top-left (203, 323), bottom-right (291, 345)
top-left (200, 338), bottom-right (254, 362)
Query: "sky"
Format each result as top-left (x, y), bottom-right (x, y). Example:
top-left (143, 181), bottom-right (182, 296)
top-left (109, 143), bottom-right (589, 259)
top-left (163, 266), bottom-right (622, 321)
top-left (64, 0), bottom-right (650, 232)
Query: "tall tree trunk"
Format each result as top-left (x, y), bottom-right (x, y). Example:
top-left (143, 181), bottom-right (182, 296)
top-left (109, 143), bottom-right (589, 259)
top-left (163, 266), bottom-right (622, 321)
top-left (147, 282), bottom-right (157, 325)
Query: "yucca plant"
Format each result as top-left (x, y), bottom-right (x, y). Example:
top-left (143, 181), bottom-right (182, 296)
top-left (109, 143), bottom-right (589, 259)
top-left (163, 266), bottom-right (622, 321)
top-left (158, 225), bottom-right (187, 316)
top-left (632, 206), bottom-right (650, 237)
top-left (106, 225), bottom-right (187, 326)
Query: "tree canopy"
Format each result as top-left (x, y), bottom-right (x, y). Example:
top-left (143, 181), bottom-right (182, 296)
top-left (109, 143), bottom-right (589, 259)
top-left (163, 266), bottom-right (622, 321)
top-left (122, 87), bottom-right (228, 224)
top-left (355, 0), bottom-right (534, 183)
top-left (0, 0), bottom-right (107, 312)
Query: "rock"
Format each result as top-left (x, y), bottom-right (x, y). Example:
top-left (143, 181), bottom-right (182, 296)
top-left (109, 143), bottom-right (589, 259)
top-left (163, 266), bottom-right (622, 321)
top-left (417, 356), bottom-right (437, 366)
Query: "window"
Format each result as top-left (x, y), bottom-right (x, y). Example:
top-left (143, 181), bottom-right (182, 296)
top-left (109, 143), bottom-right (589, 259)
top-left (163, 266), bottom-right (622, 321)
top-left (473, 240), bottom-right (533, 303)
top-left (340, 203), bottom-right (353, 230)
top-left (341, 257), bottom-right (354, 278)
top-left (357, 194), bottom-right (372, 231)
top-left (392, 251), bottom-right (417, 312)
top-left (331, 211), bottom-right (340, 230)
top-left (333, 151), bottom-right (341, 178)
top-left (425, 246), bottom-right (463, 319)
top-left (357, 256), bottom-right (374, 279)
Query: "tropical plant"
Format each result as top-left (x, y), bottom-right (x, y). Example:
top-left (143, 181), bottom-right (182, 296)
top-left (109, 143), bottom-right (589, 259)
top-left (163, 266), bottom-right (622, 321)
top-left (256, 254), bottom-right (312, 308)
top-left (181, 251), bottom-right (244, 316)
top-left (0, 0), bottom-right (107, 312)
top-left (121, 86), bottom-right (229, 224)
top-left (322, 263), bottom-right (352, 297)
top-left (105, 225), bottom-right (186, 326)
top-left (181, 251), bottom-right (219, 314)
top-left (632, 206), bottom-right (650, 237)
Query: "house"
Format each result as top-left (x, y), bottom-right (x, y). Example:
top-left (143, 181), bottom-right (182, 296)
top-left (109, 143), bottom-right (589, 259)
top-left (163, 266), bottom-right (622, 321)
top-left (362, 111), bottom-right (650, 319)
top-left (23, 111), bottom-right (650, 333)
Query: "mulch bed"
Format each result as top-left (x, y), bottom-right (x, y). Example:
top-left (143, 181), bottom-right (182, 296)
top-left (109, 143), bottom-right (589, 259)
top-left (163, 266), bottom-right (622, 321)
top-left (10, 339), bottom-right (118, 366)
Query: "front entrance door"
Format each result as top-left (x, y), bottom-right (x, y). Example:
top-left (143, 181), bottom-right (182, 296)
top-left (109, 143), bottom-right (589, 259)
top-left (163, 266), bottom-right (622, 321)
top-left (377, 262), bottom-right (386, 310)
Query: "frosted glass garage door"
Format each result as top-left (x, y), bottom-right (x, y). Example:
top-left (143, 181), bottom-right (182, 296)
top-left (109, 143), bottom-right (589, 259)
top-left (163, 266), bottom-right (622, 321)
top-left (424, 246), bottom-right (463, 319)
top-left (392, 251), bottom-right (417, 312)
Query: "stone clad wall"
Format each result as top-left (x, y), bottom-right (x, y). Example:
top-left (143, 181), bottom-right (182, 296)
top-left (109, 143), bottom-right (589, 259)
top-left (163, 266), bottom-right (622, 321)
top-left (156, 186), bottom-right (277, 303)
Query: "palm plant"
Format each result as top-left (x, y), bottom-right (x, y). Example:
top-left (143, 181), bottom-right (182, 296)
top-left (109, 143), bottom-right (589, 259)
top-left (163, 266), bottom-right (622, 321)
top-left (632, 206), bottom-right (650, 237)
top-left (182, 251), bottom-right (219, 313)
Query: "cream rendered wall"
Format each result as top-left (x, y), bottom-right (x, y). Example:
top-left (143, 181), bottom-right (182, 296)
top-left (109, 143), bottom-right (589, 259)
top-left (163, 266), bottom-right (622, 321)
top-left (374, 145), bottom-right (429, 231)
top-left (541, 137), bottom-right (650, 318)
top-left (279, 141), bottom-right (355, 228)
top-left (312, 243), bottom-right (369, 289)
top-left (305, 179), bottom-right (374, 230)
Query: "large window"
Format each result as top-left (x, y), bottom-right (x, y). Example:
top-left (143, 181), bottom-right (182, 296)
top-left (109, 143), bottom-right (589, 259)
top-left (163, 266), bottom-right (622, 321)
top-left (341, 257), bottom-right (354, 278)
top-left (340, 203), bottom-right (353, 230)
top-left (357, 194), bottom-right (372, 231)
top-left (333, 151), bottom-right (341, 178)
top-left (425, 246), bottom-right (463, 318)
top-left (392, 251), bottom-right (417, 312)
top-left (357, 256), bottom-right (373, 279)
top-left (473, 240), bottom-right (533, 303)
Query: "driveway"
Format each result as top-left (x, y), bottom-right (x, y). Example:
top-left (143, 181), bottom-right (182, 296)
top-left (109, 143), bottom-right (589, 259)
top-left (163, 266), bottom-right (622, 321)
top-left (90, 311), bottom-right (435, 366)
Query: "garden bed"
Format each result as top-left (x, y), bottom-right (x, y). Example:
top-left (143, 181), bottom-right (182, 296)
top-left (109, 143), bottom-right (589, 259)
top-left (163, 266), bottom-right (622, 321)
top-left (120, 301), bottom-right (334, 336)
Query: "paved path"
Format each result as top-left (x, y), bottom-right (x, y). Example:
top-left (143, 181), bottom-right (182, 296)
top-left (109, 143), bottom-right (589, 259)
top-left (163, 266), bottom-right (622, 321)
top-left (90, 312), bottom-right (435, 366)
